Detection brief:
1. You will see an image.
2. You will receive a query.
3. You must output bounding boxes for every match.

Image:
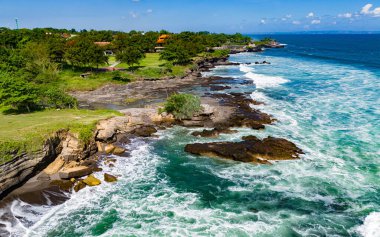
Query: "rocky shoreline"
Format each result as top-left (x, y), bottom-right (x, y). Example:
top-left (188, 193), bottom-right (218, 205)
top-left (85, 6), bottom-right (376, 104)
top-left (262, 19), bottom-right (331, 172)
top-left (0, 53), bottom-right (303, 221)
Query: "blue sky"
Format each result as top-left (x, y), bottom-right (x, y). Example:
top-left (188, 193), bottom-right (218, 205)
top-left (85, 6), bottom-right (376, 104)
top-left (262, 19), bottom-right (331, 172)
top-left (1, 0), bottom-right (380, 33)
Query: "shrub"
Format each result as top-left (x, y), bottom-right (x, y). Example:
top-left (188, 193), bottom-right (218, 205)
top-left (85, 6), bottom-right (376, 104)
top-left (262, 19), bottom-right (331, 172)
top-left (0, 73), bottom-right (40, 112)
top-left (163, 93), bottom-right (202, 119)
top-left (39, 86), bottom-right (77, 109)
top-left (111, 71), bottom-right (131, 82)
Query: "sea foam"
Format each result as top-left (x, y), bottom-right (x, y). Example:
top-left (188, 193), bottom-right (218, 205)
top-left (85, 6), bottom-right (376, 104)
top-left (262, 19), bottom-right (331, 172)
top-left (358, 212), bottom-right (380, 237)
top-left (239, 64), bottom-right (288, 88)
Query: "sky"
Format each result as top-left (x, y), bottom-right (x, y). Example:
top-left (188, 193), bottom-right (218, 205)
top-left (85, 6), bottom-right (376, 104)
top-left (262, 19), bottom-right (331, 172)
top-left (1, 0), bottom-right (380, 33)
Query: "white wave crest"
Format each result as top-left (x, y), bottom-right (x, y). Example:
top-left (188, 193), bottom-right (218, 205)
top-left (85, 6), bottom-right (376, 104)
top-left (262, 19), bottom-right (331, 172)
top-left (358, 212), bottom-right (380, 237)
top-left (245, 72), bottom-right (289, 88)
top-left (239, 64), bottom-right (253, 73)
top-left (238, 63), bottom-right (288, 88)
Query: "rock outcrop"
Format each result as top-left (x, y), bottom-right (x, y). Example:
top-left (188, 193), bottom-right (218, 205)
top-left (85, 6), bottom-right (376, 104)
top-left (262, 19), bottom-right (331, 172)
top-left (83, 174), bottom-right (101, 186)
top-left (0, 130), bottom-right (66, 198)
top-left (185, 136), bottom-right (303, 164)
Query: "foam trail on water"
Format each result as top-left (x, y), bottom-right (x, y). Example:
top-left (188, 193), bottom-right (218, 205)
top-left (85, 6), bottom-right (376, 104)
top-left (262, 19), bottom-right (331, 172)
top-left (357, 212), bottom-right (380, 237)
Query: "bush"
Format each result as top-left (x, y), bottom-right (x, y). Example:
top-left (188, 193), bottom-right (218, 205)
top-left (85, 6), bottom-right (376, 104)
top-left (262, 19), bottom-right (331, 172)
top-left (111, 71), bottom-right (131, 82)
top-left (163, 93), bottom-right (202, 119)
top-left (39, 86), bottom-right (77, 109)
top-left (0, 73), bottom-right (40, 112)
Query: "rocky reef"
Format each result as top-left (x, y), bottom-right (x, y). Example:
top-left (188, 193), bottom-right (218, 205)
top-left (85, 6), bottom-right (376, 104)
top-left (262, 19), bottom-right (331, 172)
top-left (185, 135), bottom-right (303, 164)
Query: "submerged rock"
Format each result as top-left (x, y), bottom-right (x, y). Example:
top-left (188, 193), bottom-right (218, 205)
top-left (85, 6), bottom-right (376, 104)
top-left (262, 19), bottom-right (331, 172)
top-left (83, 174), bottom-right (101, 186)
top-left (104, 173), bottom-right (117, 183)
top-left (184, 136), bottom-right (303, 164)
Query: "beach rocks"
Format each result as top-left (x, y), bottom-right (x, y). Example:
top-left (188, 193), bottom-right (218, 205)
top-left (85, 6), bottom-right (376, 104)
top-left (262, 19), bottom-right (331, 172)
top-left (104, 144), bottom-right (116, 154)
top-left (112, 146), bottom-right (126, 155)
top-left (73, 180), bottom-right (86, 192)
top-left (96, 117), bottom-right (130, 142)
top-left (184, 136), bottom-right (303, 164)
top-left (83, 174), bottom-right (101, 186)
top-left (191, 127), bottom-right (238, 138)
top-left (44, 156), bottom-right (65, 175)
top-left (211, 93), bottom-right (273, 129)
top-left (131, 125), bottom-right (157, 137)
top-left (59, 166), bottom-right (93, 179)
top-left (104, 173), bottom-right (117, 183)
top-left (50, 180), bottom-right (74, 191)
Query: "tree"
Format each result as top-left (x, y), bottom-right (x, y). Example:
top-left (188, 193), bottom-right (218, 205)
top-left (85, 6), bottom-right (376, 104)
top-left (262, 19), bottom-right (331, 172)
top-left (116, 47), bottom-right (145, 68)
top-left (0, 73), bottom-right (39, 112)
top-left (163, 93), bottom-right (202, 120)
top-left (65, 38), bottom-right (107, 69)
top-left (160, 43), bottom-right (192, 65)
top-left (21, 41), bottom-right (60, 82)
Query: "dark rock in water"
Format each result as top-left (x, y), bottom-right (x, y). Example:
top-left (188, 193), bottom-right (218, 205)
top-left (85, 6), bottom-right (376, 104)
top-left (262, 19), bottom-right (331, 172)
top-left (191, 127), bottom-right (238, 138)
top-left (116, 133), bottom-right (131, 144)
top-left (209, 85), bottom-right (232, 91)
top-left (104, 173), bottom-right (117, 183)
top-left (80, 159), bottom-right (98, 168)
top-left (132, 125), bottom-right (157, 137)
top-left (73, 180), bottom-right (86, 192)
top-left (184, 136), bottom-right (303, 164)
top-left (210, 93), bottom-right (273, 130)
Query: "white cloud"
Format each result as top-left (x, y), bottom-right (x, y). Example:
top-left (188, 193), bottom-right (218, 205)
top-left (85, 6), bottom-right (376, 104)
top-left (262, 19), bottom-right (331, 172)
top-left (132, 0), bottom-right (140, 2)
top-left (361, 3), bottom-right (380, 17)
top-left (292, 20), bottom-right (301, 25)
top-left (307, 12), bottom-right (315, 18)
top-left (338, 12), bottom-right (352, 18)
top-left (311, 19), bottom-right (321, 24)
top-left (129, 11), bottom-right (138, 18)
top-left (286, 14), bottom-right (292, 18)
top-left (361, 4), bottom-right (373, 14)
top-left (146, 9), bottom-right (153, 13)
top-left (260, 19), bottom-right (266, 24)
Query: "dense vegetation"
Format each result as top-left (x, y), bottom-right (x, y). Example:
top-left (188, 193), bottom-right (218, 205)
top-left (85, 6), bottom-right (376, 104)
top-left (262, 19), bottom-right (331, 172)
top-left (0, 27), bottom-right (251, 113)
top-left (163, 93), bottom-right (202, 120)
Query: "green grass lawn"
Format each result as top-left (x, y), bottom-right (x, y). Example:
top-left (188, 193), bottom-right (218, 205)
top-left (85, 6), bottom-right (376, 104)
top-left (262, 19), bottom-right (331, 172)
top-left (54, 53), bottom-right (191, 92)
top-left (0, 109), bottom-right (121, 164)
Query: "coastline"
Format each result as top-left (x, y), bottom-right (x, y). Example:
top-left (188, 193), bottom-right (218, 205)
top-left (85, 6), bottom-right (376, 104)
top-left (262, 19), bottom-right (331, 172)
top-left (0, 52), bottom-right (304, 235)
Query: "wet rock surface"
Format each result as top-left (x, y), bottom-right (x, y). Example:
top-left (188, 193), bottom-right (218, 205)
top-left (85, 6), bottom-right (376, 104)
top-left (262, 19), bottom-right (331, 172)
top-left (185, 136), bottom-right (303, 164)
top-left (191, 127), bottom-right (238, 138)
top-left (131, 125), bottom-right (158, 137)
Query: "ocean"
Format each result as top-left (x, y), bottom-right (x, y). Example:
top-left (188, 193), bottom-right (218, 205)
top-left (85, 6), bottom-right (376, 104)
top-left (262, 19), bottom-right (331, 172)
top-left (2, 34), bottom-right (380, 236)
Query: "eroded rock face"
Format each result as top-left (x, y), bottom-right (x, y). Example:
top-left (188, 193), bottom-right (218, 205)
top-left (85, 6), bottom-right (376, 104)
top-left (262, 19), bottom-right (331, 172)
top-left (0, 130), bottom-right (66, 198)
top-left (184, 136), bottom-right (303, 164)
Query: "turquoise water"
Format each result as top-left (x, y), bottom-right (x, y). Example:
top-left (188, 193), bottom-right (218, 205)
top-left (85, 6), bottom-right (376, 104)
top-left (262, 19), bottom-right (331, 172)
top-left (4, 35), bottom-right (380, 236)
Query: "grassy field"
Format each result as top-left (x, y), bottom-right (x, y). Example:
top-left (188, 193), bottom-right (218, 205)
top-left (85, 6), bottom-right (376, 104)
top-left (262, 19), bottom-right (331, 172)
top-left (0, 109), bottom-right (121, 164)
top-left (55, 53), bottom-right (190, 91)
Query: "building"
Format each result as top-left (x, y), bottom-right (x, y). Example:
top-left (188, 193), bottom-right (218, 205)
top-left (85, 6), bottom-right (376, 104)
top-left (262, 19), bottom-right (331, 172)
top-left (94, 42), bottom-right (113, 55)
top-left (155, 34), bottom-right (170, 52)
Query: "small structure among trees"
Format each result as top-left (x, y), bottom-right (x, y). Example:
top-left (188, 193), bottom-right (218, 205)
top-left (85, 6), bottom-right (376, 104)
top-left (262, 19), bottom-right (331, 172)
top-left (155, 34), bottom-right (170, 52)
